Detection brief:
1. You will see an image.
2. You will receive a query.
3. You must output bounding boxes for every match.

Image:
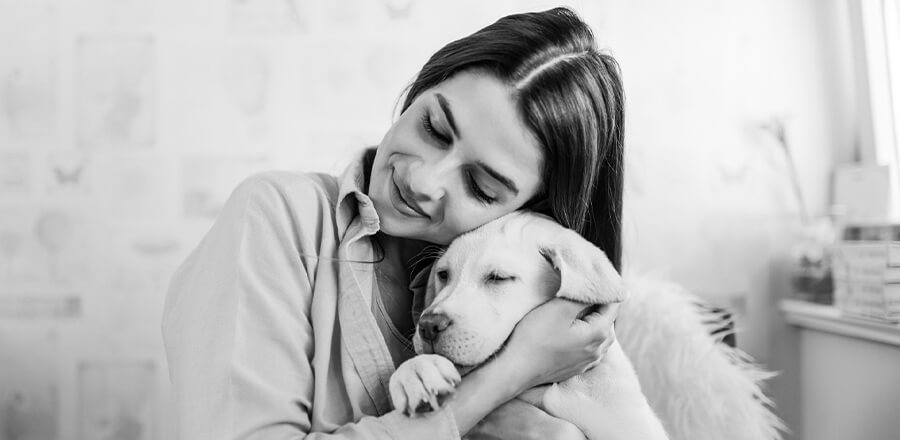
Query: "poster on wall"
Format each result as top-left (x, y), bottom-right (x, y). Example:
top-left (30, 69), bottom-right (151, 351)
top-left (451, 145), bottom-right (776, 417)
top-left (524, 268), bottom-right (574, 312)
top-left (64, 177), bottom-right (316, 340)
top-left (78, 360), bottom-right (156, 440)
top-left (76, 36), bottom-right (155, 150)
top-left (0, 325), bottom-right (60, 440)
top-left (0, 205), bottom-right (29, 284)
top-left (0, 39), bottom-right (57, 143)
top-left (0, 294), bottom-right (81, 319)
top-left (0, 152), bottom-right (32, 196)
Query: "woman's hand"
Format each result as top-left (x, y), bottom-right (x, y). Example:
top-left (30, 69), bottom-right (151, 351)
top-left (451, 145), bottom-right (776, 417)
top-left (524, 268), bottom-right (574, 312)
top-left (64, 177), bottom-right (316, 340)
top-left (499, 298), bottom-right (615, 392)
top-left (464, 398), bottom-right (586, 440)
top-left (443, 298), bottom-right (615, 435)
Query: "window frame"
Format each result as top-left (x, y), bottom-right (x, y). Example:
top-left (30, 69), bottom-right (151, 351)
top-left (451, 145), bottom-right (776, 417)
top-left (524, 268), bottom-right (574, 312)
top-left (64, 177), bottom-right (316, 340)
top-left (850, 0), bottom-right (900, 218)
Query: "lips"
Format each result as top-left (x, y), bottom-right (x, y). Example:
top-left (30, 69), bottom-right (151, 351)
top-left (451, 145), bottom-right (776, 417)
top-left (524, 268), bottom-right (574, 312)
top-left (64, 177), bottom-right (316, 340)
top-left (391, 171), bottom-right (430, 219)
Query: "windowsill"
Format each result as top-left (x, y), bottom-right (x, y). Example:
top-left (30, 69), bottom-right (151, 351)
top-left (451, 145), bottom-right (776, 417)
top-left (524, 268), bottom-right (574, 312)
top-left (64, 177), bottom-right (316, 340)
top-left (780, 299), bottom-right (900, 347)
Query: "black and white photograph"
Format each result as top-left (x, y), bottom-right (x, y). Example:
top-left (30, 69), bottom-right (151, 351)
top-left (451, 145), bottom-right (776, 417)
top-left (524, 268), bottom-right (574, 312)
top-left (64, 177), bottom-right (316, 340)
top-left (1, 1), bottom-right (899, 439)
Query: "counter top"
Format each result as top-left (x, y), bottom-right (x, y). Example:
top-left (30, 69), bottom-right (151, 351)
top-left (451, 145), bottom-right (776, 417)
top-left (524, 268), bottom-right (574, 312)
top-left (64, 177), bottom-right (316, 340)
top-left (780, 299), bottom-right (900, 347)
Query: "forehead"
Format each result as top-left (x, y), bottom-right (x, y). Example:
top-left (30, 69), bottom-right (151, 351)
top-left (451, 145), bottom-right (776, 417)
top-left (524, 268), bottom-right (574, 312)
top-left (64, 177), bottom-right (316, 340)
top-left (430, 71), bottom-right (544, 196)
top-left (439, 216), bottom-right (543, 271)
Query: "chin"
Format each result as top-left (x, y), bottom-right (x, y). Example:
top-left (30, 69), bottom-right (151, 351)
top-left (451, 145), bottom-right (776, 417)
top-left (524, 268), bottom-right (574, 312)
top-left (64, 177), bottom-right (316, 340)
top-left (379, 216), bottom-right (449, 245)
top-left (379, 216), bottom-right (419, 240)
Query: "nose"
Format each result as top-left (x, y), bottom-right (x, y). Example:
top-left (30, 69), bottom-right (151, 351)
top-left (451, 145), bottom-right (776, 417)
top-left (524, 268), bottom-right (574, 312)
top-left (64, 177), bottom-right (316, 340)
top-left (407, 155), bottom-right (455, 202)
top-left (418, 313), bottom-right (452, 342)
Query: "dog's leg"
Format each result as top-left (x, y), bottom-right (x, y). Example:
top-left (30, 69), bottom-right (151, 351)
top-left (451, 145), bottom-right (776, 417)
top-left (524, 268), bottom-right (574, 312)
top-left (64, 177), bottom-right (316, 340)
top-left (540, 343), bottom-right (670, 440)
top-left (389, 354), bottom-right (461, 416)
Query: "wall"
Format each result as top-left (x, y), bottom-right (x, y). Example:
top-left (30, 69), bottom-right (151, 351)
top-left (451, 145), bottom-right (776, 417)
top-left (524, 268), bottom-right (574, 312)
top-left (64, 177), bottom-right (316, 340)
top-left (796, 329), bottom-right (900, 440)
top-left (0, 0), bottom-right (853, 438)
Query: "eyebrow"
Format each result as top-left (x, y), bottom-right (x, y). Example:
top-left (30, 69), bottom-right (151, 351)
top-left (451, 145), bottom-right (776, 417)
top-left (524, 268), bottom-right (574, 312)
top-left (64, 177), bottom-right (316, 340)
top-left (435, 93), bottom-right (520, 196)
top-left (436, 93), bottom-right (459, 138)
top-left (476, 161), bottom-right (519, 195)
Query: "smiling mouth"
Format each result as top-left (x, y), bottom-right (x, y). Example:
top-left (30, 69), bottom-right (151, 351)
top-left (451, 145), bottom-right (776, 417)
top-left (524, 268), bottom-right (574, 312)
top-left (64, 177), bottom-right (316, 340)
top-left (391, 172), bottom-right (430, 219)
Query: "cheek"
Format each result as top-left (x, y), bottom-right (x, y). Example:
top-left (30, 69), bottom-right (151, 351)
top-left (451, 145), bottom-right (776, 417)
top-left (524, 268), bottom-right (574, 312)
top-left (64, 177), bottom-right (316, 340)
top-left (438, 204), bottom-right (499, 239)
top-left (382, 110), bottom-right (423, 148)
top-left (454, 303), bottom-right (513, 342)
top-left (468, 292), bottom-right (522, 331)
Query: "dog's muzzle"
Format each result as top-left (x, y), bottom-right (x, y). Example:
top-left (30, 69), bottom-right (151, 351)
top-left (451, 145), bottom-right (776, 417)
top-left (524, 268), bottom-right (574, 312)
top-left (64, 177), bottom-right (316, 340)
top-left (418, 313), bottom-right (452, 342)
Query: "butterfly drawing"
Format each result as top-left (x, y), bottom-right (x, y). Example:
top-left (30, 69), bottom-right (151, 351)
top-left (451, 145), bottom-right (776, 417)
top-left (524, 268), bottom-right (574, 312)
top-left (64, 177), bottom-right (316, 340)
top-left (53, 164), bottom-right (83, 186)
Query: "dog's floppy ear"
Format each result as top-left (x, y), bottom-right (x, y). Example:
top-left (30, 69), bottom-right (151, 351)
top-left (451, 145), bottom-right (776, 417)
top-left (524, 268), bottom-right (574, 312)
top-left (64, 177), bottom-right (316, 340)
top-left (409, 264), bottom-right (435, 326)
top-left (539, 230), bottom-right (626, 305)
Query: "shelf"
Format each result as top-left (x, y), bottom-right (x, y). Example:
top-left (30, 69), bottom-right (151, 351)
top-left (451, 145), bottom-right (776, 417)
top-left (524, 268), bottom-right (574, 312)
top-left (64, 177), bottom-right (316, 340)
top-left (780, 299), bottom-right (900, 347)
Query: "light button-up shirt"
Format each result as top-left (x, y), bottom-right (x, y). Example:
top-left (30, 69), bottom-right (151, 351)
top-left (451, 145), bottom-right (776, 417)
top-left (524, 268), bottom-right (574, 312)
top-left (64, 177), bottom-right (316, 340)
top-left (162, 152), bottom-right (459, 439)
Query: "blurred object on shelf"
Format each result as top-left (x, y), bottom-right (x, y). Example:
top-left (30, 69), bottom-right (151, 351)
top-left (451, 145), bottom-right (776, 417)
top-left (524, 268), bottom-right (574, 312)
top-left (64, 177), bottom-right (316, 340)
top-left (789, 215), bottom-right (837, 304)
top-left (832, 222), bottom-right (900, 322)
top-left (833, 164), bottom-right (898, 224)
top-left (843, 223), bottom-right (900, 241)
top-left (758, 116), bottom-right (838, 304)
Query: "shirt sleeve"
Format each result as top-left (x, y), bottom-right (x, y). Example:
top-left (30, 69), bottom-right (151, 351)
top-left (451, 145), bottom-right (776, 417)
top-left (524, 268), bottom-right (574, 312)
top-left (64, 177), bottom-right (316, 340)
top-left (161, 173), bottom-right (461, 440)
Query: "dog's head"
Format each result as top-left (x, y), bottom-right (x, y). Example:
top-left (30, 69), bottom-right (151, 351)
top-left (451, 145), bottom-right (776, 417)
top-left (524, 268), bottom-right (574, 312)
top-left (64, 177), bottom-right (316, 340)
top-left (413, 211), bottom-right (626, 369)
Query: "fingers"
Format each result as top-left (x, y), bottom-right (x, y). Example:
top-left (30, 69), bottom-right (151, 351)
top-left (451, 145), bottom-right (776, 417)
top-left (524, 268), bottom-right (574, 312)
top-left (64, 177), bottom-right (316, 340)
top-left (521, 298), bottom-right (616, 352)
top-left (538, 298), bottom-right (595, 322)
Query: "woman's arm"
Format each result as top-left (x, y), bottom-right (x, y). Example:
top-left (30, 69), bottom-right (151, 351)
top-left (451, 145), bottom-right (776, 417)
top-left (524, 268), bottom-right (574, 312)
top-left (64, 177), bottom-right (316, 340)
top-left (464, 399), bottom-right (587, 440)
top-left (448, 298), bottom-right (609, 438)
top-left (163, 174), bottom-right (460, 439)
top-left (162, 173), bottom-right (609, 439)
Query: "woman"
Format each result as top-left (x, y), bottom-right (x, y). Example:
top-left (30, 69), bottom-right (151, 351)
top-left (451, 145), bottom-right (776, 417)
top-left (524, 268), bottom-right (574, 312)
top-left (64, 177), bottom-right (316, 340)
top-left (163, 7), bottom-right (625, 439)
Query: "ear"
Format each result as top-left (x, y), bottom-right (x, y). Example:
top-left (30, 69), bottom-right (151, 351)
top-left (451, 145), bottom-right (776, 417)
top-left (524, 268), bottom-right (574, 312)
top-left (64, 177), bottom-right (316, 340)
top-left (539, 230), bottom-right (626, 305)
top-left (409, 265), bottom-right (435, 326)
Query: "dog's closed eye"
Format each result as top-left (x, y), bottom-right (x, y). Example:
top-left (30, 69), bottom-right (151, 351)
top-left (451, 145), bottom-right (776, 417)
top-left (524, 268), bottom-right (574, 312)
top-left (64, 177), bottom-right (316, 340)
top-left (484, 271), bottom-right (516, 283)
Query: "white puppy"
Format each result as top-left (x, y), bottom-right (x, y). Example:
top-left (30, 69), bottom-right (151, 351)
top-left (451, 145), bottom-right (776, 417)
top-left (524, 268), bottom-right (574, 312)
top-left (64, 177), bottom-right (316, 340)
top-left (389, 211), bottom-right (668, 440)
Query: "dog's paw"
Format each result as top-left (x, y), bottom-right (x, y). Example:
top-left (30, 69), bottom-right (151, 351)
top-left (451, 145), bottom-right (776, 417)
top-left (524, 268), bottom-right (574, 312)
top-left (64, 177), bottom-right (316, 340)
top-left (389, 354), bottom-right (461, 416)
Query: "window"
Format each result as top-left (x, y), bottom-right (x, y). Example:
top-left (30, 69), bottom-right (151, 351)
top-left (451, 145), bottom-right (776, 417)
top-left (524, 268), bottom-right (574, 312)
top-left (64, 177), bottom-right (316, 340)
top-left (856, 0), bottom-right (900, 174)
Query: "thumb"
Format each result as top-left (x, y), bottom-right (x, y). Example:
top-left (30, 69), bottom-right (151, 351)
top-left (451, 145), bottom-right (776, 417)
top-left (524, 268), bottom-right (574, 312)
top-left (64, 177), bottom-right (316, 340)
top-left (517, 385), bottom-right (550, 408)
top-left (538, 383), bottom-right (567, 417)
top-left (541, 298), bottom-right (594, 322)
top-left (579, 305), bottom-right (617, 341)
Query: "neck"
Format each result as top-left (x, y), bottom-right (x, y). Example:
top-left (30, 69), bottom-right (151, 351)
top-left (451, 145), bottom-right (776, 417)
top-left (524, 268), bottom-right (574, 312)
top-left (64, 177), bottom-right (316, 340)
top-left (375, 232), bottom-right (434, 271)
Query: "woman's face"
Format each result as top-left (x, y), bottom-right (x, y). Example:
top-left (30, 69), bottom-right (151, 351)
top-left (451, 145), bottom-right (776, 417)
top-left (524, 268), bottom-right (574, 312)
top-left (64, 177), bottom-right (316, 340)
top-left (369, 70), bottom-right (544, 245)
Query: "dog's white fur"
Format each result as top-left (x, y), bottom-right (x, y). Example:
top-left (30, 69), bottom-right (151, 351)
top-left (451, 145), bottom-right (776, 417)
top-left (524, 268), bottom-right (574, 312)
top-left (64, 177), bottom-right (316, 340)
top-left (614, 275), bottom-right (786, 440)
top-left (388, 211), bottom-right (668, 440)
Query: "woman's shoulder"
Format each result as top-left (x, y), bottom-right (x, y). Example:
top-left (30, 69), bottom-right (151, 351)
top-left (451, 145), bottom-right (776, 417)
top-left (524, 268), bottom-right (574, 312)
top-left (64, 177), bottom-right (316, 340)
top-left (228, 170), bottom-right (342, 229)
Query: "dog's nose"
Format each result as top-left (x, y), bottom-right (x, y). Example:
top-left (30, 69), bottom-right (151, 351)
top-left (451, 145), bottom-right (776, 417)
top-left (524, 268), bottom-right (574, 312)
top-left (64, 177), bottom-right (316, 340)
top-left (418, 313), bottom-right (452, 341)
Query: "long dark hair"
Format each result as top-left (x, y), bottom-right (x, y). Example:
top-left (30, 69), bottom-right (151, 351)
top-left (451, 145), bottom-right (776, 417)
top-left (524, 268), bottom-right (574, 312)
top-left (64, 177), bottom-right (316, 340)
top-left (401, 7), bottom-right (626, 271)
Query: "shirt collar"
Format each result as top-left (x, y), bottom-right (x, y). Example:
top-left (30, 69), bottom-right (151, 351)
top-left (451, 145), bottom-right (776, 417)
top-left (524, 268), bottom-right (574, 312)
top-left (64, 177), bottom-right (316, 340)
top-left (335, 147), bottom-right (435, 322)
top-left (335, 148), bottom-right (380, 236)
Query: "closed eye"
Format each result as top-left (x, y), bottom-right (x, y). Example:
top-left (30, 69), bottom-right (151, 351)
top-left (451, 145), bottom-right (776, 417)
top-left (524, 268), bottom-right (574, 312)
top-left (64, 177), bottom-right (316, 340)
top-left (466, 171), bottom-right (496, 205)
top-left (422, 112), bottom-right (451, 145)
top-left (485, 272), bottom-right (516, 283)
